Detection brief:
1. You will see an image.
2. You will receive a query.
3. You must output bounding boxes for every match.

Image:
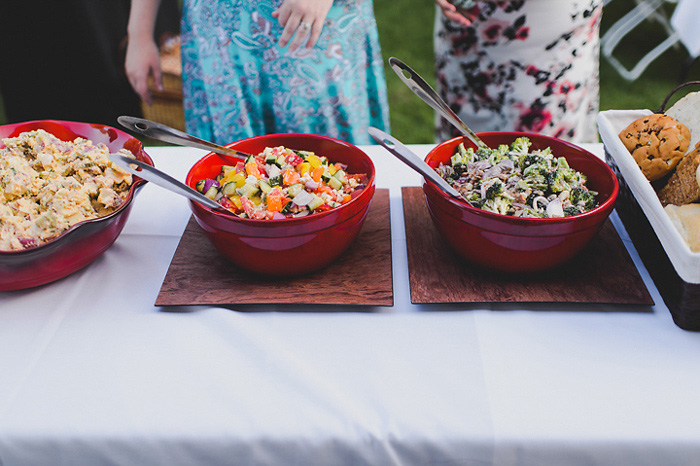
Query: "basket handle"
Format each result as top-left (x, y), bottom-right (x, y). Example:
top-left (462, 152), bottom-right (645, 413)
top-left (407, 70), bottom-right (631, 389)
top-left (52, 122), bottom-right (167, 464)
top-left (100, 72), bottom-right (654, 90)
top-left (655, 81), bottom-right (700, 113)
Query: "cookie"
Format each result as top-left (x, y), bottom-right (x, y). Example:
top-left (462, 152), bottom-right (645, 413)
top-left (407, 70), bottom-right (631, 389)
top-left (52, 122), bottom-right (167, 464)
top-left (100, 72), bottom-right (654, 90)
top-left (619, 113), bottom-right (690, 181)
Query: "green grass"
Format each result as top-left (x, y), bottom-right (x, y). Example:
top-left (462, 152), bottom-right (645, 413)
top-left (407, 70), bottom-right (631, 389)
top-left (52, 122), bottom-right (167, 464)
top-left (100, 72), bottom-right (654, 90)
top-left (374, 0), bottom-right (437, 144)
top-left (1, 0), bottom-right (698, 144)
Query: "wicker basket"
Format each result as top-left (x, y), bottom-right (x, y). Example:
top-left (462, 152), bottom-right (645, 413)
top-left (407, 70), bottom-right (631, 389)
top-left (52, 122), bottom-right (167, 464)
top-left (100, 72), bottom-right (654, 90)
top-left (141, 35), bottom-right (185, 131)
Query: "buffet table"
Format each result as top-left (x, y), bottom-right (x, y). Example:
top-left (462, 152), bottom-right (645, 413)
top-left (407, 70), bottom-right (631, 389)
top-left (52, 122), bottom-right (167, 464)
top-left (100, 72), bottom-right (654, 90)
top-left (2, 143), bottom-right (700, 466)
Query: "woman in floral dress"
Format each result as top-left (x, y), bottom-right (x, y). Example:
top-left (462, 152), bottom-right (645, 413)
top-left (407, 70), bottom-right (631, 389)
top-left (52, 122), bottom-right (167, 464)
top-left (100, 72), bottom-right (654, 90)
top-left (127, 0), bottom-right (390, 145)
top-left (434, 0), bottom-right (603, 143)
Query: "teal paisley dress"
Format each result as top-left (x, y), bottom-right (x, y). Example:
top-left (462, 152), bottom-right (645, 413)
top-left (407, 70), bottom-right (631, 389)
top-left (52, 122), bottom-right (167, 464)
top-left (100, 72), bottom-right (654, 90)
top-left (181, 0), bottom-right (390, 145)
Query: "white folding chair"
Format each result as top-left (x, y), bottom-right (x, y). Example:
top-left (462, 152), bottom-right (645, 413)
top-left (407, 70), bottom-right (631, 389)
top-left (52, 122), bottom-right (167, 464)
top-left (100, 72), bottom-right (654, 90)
top-left (601, 0), bottom-right (680, 81)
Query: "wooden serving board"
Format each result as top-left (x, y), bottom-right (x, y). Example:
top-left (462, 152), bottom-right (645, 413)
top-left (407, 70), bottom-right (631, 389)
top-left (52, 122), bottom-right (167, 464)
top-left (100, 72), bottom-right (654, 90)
top-left (402, 187), bottom-right (654, 305)
top-left (156, 189), bottom-right (393, 307)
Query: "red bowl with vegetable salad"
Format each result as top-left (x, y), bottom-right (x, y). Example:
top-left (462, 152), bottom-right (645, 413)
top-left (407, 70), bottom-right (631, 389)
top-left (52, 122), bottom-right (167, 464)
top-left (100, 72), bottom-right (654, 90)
top-left (186, 133), bottom-right (375, 276)
top-left (423, 132), bottom-right (618, 273)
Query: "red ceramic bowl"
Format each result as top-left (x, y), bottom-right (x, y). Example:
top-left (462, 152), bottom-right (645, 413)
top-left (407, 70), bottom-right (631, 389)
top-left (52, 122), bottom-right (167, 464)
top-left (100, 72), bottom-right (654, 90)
top-left (185, 133), bottom-right (376, 276)
top-left (0, 120), bottom-right (151, 291)
top-left (423, 132), bottom-right (619, 273)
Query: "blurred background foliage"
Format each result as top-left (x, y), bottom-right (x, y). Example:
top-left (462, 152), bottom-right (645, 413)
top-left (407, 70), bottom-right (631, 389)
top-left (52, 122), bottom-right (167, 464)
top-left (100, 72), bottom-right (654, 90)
top-left (374, 0), bottom-right (700, 143)
top-left (0, 0), bottom-right (697, 144)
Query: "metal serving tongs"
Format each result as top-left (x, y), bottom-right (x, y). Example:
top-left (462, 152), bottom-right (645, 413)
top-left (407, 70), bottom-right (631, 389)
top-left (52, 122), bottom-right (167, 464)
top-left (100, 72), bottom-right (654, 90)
top-left (117, 116), bottom-right (248, 163)
top-left (367, 126), bottom-right (463, 200)
top-left (110, 154), bottom-right (229, 213)
top-left (388, 57), bottom-right (489, 151)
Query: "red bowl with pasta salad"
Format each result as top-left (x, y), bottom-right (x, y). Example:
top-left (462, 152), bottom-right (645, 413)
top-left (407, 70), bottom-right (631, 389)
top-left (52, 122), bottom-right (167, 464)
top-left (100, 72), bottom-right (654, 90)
top-left (185, 133), bottom-right (375, 276)
top-left (0, 120), bottom-right (151, 290)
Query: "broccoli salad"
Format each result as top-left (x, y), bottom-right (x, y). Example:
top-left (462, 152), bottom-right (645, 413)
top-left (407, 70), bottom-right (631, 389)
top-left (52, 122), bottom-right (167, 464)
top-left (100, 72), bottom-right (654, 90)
top-left (435, 137), bottom-right (598, 218)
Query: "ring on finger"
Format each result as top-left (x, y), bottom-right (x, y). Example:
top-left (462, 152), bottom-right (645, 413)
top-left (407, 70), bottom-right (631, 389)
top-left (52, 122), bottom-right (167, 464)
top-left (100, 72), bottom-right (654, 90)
top-left (299, 21), bottom-right (311, 30)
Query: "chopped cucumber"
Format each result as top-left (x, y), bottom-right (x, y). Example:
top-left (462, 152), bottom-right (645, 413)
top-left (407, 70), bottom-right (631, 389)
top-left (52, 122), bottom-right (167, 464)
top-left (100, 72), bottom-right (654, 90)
top-left (204, 186), bottom-right (218, 199)
top-left (327, 176), bottom-right (343, 190)
top-left (221, 181), bottom-right (238, 197)
top-left (287, 183), bottom-right (304, 198)
top-left (238, 183), bottom-right (259, 198)
top-left (268, 174), bottom-right (283, 187)
top-left (308, 194), bottom-right (325, 211)
top-left (333, 169), bottom-right (347, 184)
top-left (265, 152), bottom-right (277, 164)
top-left (259, 180), bottom-right (272, 194)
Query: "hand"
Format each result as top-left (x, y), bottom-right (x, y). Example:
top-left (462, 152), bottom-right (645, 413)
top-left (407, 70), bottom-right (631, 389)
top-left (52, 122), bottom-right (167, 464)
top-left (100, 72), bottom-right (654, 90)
top-left (125, 36), bottom-right (162, 106)
top-left (272, 0), bottom-right (334, 52)
top-left (436, 0), bottom-right (476, 27)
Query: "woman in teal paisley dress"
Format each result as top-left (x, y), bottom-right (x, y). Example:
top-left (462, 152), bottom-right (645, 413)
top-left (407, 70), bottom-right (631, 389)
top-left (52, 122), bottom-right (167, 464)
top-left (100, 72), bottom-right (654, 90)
top-left (126, 0), bottom-right (390, 145)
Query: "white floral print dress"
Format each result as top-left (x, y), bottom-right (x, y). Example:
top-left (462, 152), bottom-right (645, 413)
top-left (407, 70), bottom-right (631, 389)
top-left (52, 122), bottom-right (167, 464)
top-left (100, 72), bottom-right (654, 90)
top-left (434, 0), bottom-right (602, 143)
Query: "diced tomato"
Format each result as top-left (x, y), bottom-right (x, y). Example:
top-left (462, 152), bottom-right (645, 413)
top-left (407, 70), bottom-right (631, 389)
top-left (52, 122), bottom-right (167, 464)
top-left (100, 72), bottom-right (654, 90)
top-left (311, 167), bottom-right (324, 183)
top-left (285, 153), bottom-right (303, 166)
top-left (240, 196), bottom-right (257, 218)
top-left (266, 187), bottom-right (286, 212)
top-left (218, 196), bottom-right (236, 212)
top-left (316, 184), bottom-right (333, 196)
top-left (282, 168), bottom-right (300, 186)
top-left (245, 161), bottom-right (262, 179)
top-left (315, 203), bottom-right (332, 212)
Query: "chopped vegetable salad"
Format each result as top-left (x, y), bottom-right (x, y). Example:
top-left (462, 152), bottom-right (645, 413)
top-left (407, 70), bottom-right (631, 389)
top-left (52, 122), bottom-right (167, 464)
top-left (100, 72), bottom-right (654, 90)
top-left (436, 137), bottom-right (598, 218)
top-left (196, 146), bottom-right (367, 219)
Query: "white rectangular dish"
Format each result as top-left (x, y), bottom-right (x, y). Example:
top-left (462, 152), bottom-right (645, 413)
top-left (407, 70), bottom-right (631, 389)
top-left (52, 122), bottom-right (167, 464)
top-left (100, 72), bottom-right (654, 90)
top-left (598, 109), bottom-right (700, 330)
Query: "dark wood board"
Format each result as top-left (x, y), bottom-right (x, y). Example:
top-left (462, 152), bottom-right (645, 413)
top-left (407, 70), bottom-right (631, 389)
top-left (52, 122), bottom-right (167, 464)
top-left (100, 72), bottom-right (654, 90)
top-left (402, 187), bottom-right (654, 305)
top-left (156, 189), bottom-right (393, 307)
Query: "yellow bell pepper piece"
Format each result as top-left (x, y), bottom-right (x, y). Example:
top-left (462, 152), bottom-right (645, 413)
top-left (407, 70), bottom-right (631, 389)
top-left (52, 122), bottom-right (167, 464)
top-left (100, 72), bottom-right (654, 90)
top-left (306, 154), bottom-right (322, 169)
top-left (298, 162), bottom-right (311, 176)
top-left (223, 170), bottom-right (246, 187)
top-left (229, 195), bottom-right (242, 209)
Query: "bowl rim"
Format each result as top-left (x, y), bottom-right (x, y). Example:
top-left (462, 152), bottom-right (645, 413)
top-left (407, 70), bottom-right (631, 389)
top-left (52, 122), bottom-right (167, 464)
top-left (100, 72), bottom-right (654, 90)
top-left (424, 131), bottom-right (619, 225)
top-left (186, 132), bottom-right (376, 225)
top-left (0, 119), bottom-right (152, 256)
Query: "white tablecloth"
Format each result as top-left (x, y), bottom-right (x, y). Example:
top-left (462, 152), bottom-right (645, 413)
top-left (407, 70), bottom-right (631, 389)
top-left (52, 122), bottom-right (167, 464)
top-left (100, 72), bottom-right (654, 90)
top-left (2, 144), bottom-right (700, 466)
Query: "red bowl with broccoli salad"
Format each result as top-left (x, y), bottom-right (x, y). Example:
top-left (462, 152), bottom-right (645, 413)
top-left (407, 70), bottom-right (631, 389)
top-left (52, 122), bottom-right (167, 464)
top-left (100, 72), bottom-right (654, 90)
top-left (423, 132), bottom-right (618, 273)
top-left (185, 133), bottom-right (375, 276)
